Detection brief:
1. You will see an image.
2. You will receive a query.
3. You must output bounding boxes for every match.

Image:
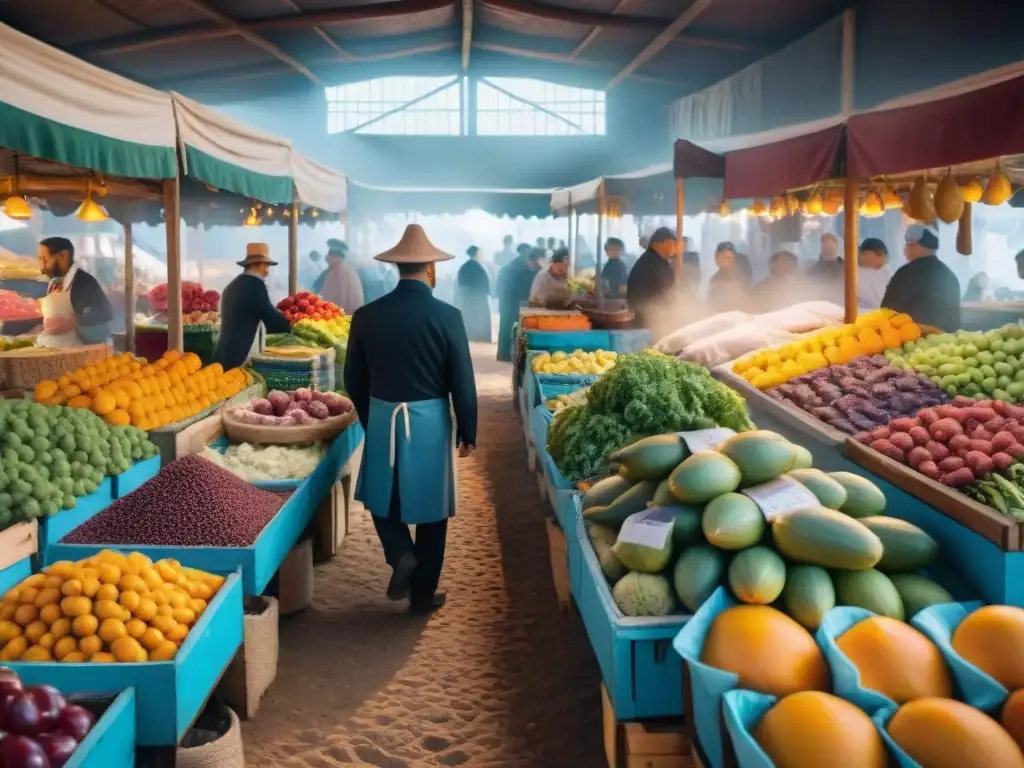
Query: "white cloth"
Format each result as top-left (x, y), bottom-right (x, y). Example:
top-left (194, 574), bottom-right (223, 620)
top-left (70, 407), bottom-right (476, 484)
top-left (36, 265), bottom-right (81, 348)
top-left (290, 152), bottom-right (347, 213)
top-left (319, 260), bottom-right (365, 313)
top-left (858, 265), bottom-right (892, 310)
top-left (528, 270), bottom-right (569, 304)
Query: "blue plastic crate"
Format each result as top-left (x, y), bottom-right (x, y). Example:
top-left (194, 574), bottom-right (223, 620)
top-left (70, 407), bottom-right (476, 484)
top-left (575, 514), bottom-right (690, 721)
top-left (535, 375), bottom-right (595, 406)
top-left (525, 329), bottom-right (611, 352)
top-left (112, 456), bottom-right (161, 498)
top-left (47, 425), bottom-right (363, 595)
top-left (67, 689), bottom-right (136, 768)
top-left (538, 446), bottom-right (575, 526)
top-left (566, 494), bottom-right (584, 598)
top-left (39, 479), bottom-right (114, 567)
top-left (528, 405), bottom-right (553, 452)
top-left (9, 571), bottom-right (243, 746)
top-left (0, 555), bottom-right (32, 595)
top-left (607, 329), bottom-right (651, 353)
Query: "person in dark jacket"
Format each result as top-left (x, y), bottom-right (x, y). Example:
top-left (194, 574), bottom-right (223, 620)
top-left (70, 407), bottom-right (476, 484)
top-left (882, 224), bottom-right (961, 331)
top-left (626, 226), bottom-right (677, 333)
top-left (706, 241), bottom-right (751, 312)
top-left (494, 235), bottom-right (516, 269)
top-left (456, 245), bottom-right (492, 342)
top-left (36, 237), bottom-right (114, 348)
top-left (344, 224), bottom-right (477, 614)
top-left (753, 250), bottom-right (802, 311)
top-left (214, 243), bottom-right (291, 370)
top-left (496, 245), bottom-right (542, 362)
top-left (805, 233), bottom-right (845, 303)
top-left (600, 237), bottom-right (628, 298)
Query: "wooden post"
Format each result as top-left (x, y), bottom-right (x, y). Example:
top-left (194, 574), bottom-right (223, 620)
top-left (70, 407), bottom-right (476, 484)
top-left (196, 217), bottom-right (206, 283)
top-left (288, 201), bottom-right (299, 297)
top-left (596, 180), bottom-right (606, 302)
top-left (124, 222), bottom-right (135, 354)
top-left (163, 176), bottom-right (183, 353)
top-left (675, 177), bottom-right (685, 287)
top-left (567, 192), bottom-right (574, 275)
top-left (843, 177), bottom-right (859, 324)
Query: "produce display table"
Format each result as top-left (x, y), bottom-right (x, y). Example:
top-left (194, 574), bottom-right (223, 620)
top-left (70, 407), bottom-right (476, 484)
top-left (48, 423), bottom-right (365, 595)
top-left (0, 519), bottom-right (37, 594)
top-left (38, 479), bottom-right (114, 567)
top-left (67, 689), bottom-right (136, 768)
top-left (536, 443), bottom-right (576, 528)
top-left (9, 570), bottom-right (243, 746)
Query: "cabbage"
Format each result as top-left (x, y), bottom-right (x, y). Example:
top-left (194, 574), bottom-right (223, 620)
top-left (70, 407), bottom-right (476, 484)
top-left (612, 572), bottom-right (675, 617)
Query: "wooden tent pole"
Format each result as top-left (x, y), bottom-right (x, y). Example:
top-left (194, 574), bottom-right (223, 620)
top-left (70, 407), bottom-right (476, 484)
top-left (596, 180), bottom-right (606, 301)
top-left (843, 177), bottom-right (859, 323)
top-left (124, 222), bottom-right (135, 354)
top-left (567, 192), bottom-right (574, 275)
top-left (288, 201), bottom-right (299, 296)
top-left (163, 176), bottom-right (183, 352)
top-left (675, 176), bottom-right (685, 287)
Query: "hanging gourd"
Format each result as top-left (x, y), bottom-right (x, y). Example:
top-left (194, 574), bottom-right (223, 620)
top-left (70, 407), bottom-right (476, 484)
top-left (860, 191), bottom-right (885, 218)
top-left (907, 176), bottom-right (936, 222)
top-left (982, 165), bottom-right (1013, 206)
top-left (934, 170), bottom-right (965, 224)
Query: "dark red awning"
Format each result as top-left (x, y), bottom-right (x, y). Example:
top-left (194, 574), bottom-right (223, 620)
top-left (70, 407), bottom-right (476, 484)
top-left (846, 74), bottom-right (1024, 179)
top-left (672, 140), bottom-right (725, 179)
top-left (722, 124), bottom-right (844, 199)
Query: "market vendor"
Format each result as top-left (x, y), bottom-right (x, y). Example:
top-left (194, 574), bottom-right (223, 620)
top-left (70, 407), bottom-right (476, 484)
top-left (882, 224), bottom-right (961, 331)
top-left (36, 237), bottom-right (114, 348)
top-left (214, 243), bottom-right (291, 370)
top-left (627, 227), bottom-right (678, 332)
top-left (344, 224), bottom-right (477, 614)
top-left (528, 247), bottom-right (570, 305)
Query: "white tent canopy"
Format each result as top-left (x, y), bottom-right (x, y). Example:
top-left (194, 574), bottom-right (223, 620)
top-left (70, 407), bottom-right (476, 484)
top-left (290, 152), bottom-right (348, 214)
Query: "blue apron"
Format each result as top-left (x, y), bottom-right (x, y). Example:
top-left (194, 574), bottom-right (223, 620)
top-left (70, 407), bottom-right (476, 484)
top-left (355, 396), bottom-right (457, 525)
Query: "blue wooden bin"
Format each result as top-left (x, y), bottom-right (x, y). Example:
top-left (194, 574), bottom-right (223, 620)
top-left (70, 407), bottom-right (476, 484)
top-left (528, 405), bottom-right (552, 453)
top-left (67, 688), bottom-right (136, 768)
top-left (112, 456), bottom-right (161, 498)
top-left (39, 479), bottom-right (114, 567)
top-left (525, 329), bottom-right (612, 352)
top-left (0, 557), bottom-right (32, 595)
top-left (607, 329), bottom-right (651, 353)
top-left (538, 446), bottom-right (575, 527)
top-left (46, 426), bottom-right (361, 595)
top-left (9, 571), bottom-right (243, 746)
top-left (574, 514), bottom-right (690, 721)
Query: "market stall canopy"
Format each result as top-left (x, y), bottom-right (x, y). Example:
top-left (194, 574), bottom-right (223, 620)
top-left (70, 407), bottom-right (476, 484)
top-left (170, 92), bottom-right (294, 204)
top-left (289, 153), bottom-right (347, 214)
top-left (672, 140), bottom-right (725, 179)
top-left (550, 164), bottom-right (724, 217)
top-left (349, 183), bottom-right (552, 218)
top-left (0, 22), bottom-right (176, 180)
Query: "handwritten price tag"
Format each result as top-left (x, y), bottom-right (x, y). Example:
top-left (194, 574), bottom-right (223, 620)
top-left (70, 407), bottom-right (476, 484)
top-left (617, 507), bottom-right (677, 550)
top-left (677, 427), bottom-right (736, 453)
top-left (742, 476), bottom-right (819, 522)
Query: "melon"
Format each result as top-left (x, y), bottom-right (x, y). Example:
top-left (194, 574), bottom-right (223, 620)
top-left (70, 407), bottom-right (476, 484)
top-left (672, 546), bottom-right (725, 613)
top-left (649, 478), bottom-right (676, 508)
top-left (952, 605), bottom-right (1024, 690)
top-left (833, 569), bottom-right (905, 621)
top-left (836, 616), bottom-right (953, 704)
top-left (782, 565), bottom-right (835, 630)
top-left (700, 605), bottom-right (830, 696)
top-left (1000, 689), bottom-right (1024, 752)
top-left (582, 475), bottom-right (633, 511)
top-left (728, 546), bottom-right (785, 605)
top-left (717, 430), bottom-right (797, 486)
top-left (669, 451), bottom-right (741, 504)
top-left (701, 493), bottom-right (766, 549)
top-left (888, 697), bottom-right (1024, 768)
top-left (791, 444), bottom-right (813, 469)
top-left (889, 573), bottom-right (954, 619)
top-left (610, 434), bottom-right (688, 481)
top-left (828, 472), bottom-right (887, 518)
top-left (754, 691), bottom-right (888, 768)
top-left (788, 468), bottom-right (848, 510)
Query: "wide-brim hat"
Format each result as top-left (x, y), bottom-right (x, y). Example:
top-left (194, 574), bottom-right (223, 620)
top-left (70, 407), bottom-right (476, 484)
top-left (374, 224), bottom-right (453, 264)
top-left (237, 242), bottom-right (278, 267)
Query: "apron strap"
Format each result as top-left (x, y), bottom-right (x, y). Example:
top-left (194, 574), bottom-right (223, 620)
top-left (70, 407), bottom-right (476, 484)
top-left (389, 402), bottom-right (411, 467)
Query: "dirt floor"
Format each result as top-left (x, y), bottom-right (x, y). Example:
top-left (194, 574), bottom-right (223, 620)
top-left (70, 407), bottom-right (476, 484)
top-left (242, 343), bottom-right (605, 767)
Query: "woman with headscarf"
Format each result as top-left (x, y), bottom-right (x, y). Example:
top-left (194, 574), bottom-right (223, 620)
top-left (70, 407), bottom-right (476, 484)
top-left (706, 241), bottom-right (751, 312)
top-left (456, 245), bottom-right (492, 342)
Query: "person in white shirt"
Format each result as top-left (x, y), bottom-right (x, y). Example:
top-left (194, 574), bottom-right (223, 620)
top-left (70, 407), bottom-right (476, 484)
top-left (528, 248), bottom-right (570, 306)
top-left (857, 237), bottom-right (892, 310)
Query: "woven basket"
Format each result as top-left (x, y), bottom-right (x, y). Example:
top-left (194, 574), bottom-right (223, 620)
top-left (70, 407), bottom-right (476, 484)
top-left (278, 538), bottom-right (314, 616)
top-left (217, 596), bottom-right (279, 719)
top-left (0, 344), bottom-right (109, 390)
top-left (176, 707), bottom-right (245, 768)
top-left (222, 406), bottom-right (357, 446)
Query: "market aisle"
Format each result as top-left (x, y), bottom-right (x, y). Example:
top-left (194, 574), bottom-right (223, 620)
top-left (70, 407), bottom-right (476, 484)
top-left (242, 342), bottom-right (605, 767)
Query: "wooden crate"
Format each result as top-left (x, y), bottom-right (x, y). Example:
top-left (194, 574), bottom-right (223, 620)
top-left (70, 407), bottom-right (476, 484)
top-left (0, 520), bottom-right (38, 571)
top-left (603, 684), bottom-right (694, 768)
top-left (546, 517), bottom-right (571, 612)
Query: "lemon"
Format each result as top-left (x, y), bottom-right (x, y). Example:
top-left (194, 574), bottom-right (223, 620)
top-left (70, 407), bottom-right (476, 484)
top-left (133, 598), bottom-right (158, 622)
top-left (90, 652), bottom-right (116, 663)
top-left (119, 590), bottom-right (141, 613)
top-left (98, 564), bottom-right (122, 586)
top-left (172, 608), bottom-right (196, 626)
top-left (165, 623), bottom-right (189, 644)
top-left (111, 636), bottom-right (147, 663)
top-left (125, 618), bottom-right (147, 639)
top-left (24, 621), bottom-right (47, 644)
top-left (150, 616), bottom-right (177, 635)
top-left (13, 605), bottom-right (38, 626)
top-left (0, 637), bottom-right (27, 661)
top-left (149, 641), bottom-right (178, 662)
top-left (0, 605), bottom-right (16, 622)
top-left (96, 584), bottom-right (120, 603)
top-left (37, 633), bottom-right (55, 651)
top-left (140, 627), bottom-right (166, 652)
top-left (50, 618), bottom-right (72, 640)
top-left (61, 580), bottom-right (83, 598)
top-left (53, 636), bottom-right (77, 660)
top-left (95, 600), bottom-right (128, 622)
top-left (18, 587), bottom-right (39, 605)
top-left (39, 604), bottom-right (62, 626)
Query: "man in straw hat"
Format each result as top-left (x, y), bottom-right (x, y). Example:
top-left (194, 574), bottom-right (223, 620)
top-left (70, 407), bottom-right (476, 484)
top-left (344, 224), bottom-right (478, 614)
top-left (214, 243), bottom-right (291, 370)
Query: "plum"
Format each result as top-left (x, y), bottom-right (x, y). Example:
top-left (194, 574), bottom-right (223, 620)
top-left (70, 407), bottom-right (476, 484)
top-left (965, 451), bottom-right (995, 478)
top-left (993, 452), bottom-right (1016, 472)
top-left (948, 434), bottom-right (972, 453)
top-left (267, 390), bottom-right (292, 417)
top-left (307, 401), bottom-right (330, 420)
top-left (249, 398), bottom-right (273, 416)
top-left (292, 387), bottom-right (314, 403)
top-left (924, 441), bottom-right (951, 462)
top-left (918, 408), bottom-right (940, 426)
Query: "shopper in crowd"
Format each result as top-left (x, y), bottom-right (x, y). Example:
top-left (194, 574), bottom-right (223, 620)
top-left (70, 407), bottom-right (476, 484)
top-left (344, 224), bottom-right (477, 614)
top-left (529, 247), bottom-right (570, 305)
top-left (805, 233), bottom-right (845, 297)
top-left (318, 239), bottom-right (365, 313)
top-left (456, 246), bottom-right (492, 342)
top-left (627, 226), bottom-right (678, 333)
top-left (963, 272), bottom-right (993, 303)
top-left (215, 243), bottom-right (291, 370)
top-left (706, 241), bottom-right (750, 312)
top-left (496, 244), bottom-right (541, 362)
top-left (857, 238), bottom-right (892, 310)
top-left (494, 234), bottom-right (516, 269)
top-left (882, 224), bottom-right (961, 331)
top-left (680, 251), bottom-right (702, 295)
top-left (301, 250), bottom-right (325, 293)
top-left (753, 250), bottom-right (801, 311)
top-left (600, 237), bottom-right (628, 298)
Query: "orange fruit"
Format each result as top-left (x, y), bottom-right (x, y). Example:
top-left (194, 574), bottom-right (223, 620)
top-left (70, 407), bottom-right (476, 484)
top-left (92, 390), bottom-right (117, 416)
top-left (103, 409), bottom-right (131, 427)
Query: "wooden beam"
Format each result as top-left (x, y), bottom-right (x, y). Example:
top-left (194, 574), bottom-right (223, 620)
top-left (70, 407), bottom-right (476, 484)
top-left (461, 0), bottom-right (474, 71)
top-left (480, 0), bottom-right (667, 29)
top-left (607, 0), bottom-right (717, 89)
top-left (288, 202), bottom-right (298, 297)
top-left (90, 0), bottom-right (150, 29)
top-left (342, 77), bottom-right (459, 133)
top-left (124, 221), bottom-right (135, 354)
top-left (173, 0), bottom-right (321, 84)
top-left (473, 42), bottom-right (692, 86)
top-left (570, 0), bottom-right (632, 60)
top-left (276, 0), bottom-right (354, 59)
top-left (163, 176), bottom-right (184, 353)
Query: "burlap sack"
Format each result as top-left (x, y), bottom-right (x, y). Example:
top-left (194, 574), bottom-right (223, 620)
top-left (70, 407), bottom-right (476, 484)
top-left (217, 597), bottom-right (279, 719)
top-left (176, 707), bottom-right (244, 768)
top-left (278, 538), bottom-right (314, 616)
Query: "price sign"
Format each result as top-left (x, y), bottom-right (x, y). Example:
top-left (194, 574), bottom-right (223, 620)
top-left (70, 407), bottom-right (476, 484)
top-left (678, 427), bottom-right (736, 453)
top-left (617, 507), bottom-right (677, 550)
top-left (742, 476), bottom-right (819, 522)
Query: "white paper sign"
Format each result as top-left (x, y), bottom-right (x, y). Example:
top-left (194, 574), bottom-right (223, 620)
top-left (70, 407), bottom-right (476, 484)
top-left (677, 427), bottom-right (737, 454)
top-left (617, 507), bottom-right (676, 550)
top-left (742, 476), bottom-right (819, 522)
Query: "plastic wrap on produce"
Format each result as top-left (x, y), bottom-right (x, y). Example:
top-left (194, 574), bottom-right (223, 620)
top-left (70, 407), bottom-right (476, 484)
top-left (756, 301), bottom-right (845, 334)
top-left (677, 324), bottom-right (797, 369)
top-left (654, 311), bottom-right (750, 355)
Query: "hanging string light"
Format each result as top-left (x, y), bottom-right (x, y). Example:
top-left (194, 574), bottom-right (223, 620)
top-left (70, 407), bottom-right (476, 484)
top-left (75, 180), bottom-right (109, 223)
top-left (3, 157), bottom-right (31, 220)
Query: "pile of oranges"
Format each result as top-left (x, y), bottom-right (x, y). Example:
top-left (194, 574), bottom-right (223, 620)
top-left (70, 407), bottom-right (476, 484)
top-left (33, 350), bottom-right (248, 431)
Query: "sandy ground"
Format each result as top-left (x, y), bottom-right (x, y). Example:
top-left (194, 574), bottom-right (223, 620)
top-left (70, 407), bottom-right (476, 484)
top-left (242, 343), bottom-right (604, 767)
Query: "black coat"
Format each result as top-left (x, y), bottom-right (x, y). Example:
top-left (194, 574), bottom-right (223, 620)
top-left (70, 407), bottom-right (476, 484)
top-left (456, 259), bottom-right (492, 342)
top-left (214, 273), bottom-right (291, 370)
top-left (626, 249), bottom-right (674, 328)
top-left (601, 258), bottom-right (629, 298)
top-left (882, 256), bottom-right (962, 332)
top-left (344, 279), bottom-right (478, 446)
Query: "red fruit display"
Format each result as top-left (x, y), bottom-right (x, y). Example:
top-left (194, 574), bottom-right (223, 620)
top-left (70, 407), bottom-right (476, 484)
top-left (276, 291), bottom-right (342, 323)
top-left (0, 290), bottom-right (40, 322)
top-left (147, 282), bottom-right (220, 314)
top-left (0, 668), bottom-right (96, 767)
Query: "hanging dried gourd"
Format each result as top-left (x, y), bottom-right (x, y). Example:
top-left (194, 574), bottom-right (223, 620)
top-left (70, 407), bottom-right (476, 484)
top-left (956, 202), bottom-right (973, 256)
top-left (934, 170), bottom-right (965, 223)
top-left (960, 178), bottom-right (984, 203)
top-left (908, 176), bottom-right (936, 222)
top-left (982, 165), bottom-right (1013, 206)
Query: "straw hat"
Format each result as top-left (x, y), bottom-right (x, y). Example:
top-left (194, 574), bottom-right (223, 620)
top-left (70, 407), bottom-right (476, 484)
top-left (237, 242), bottom-right (278, 268)
top-left (374, 224), bottom-right (453, 264)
